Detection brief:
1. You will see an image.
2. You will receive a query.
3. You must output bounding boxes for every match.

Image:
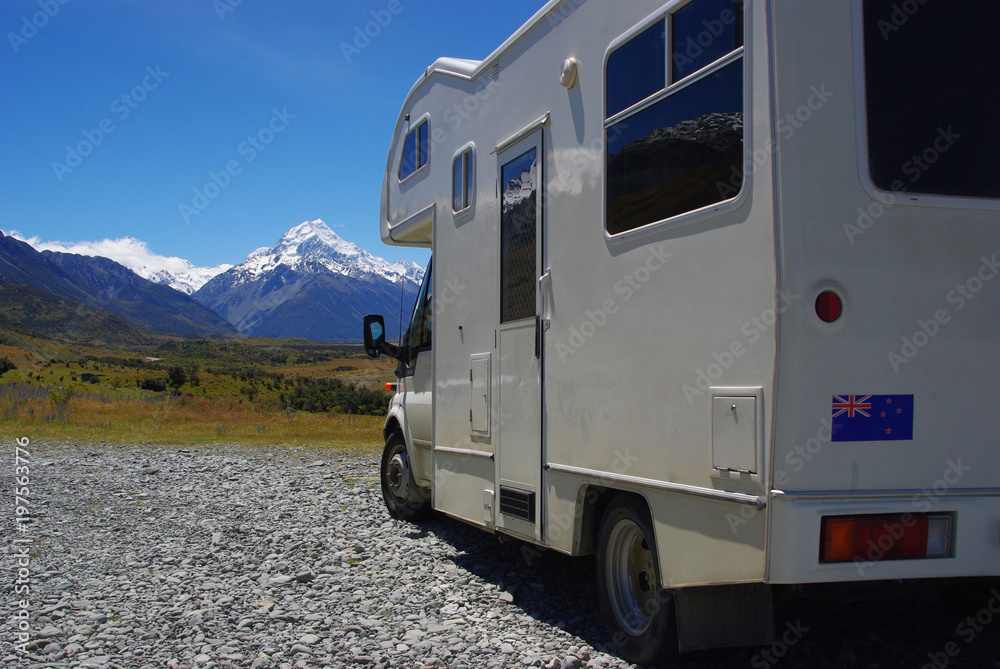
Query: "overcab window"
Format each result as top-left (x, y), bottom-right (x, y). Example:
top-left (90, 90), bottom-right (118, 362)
top-left (399, 119), bottom-right (429, 181)
top-left (605, 0), bottom-right (745, 236)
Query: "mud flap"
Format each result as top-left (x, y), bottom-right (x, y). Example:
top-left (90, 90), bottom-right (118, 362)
top-left (675, 583), bottom-right (774, 653)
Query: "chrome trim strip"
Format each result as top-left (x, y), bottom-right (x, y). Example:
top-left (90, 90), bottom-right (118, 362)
top-left (546, 462), bottom-right (766, 509)
top-left (494, 112), bottom-right (550, 155)
top-left (771, 488), bottom-right (1000, 501)
top-left (435, 446), bottom-right (494, 461)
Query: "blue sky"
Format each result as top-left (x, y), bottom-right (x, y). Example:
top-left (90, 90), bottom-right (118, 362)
top-left (0, 0), bottom-right (545, 271)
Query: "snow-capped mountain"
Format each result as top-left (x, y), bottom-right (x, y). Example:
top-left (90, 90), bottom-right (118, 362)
top-left (194, 220), bottom-right (425, 341)
top-left (502, 160), bottom-right (538, 213)
top-left (143, 262), bottom-right (233, 295)
top-left (235, 219), bottom-right (423, 286)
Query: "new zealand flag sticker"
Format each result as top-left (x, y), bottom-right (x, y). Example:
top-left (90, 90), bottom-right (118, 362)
top-left (831, 395), bottom-right (914, 442)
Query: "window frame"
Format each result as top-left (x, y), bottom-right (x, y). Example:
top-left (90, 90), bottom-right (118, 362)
top-left (851, 0), bottom-right (1000, 212)
top-left (398, 114), bottom-right (431, 183)
top-left (603, 0), bottom-right (752, 244)
top-left (452, 143), bottom-right (476, 215)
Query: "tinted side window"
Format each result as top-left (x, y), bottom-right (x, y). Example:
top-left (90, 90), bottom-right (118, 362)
top-left (500, 148), bottom-right (538, 323)
top-left (399, 120), bottom-right (429, 181)
top-left (671, 0), bottom-right (743, 81)
top-left (606, 19), bottom-right (665, 118)
top-left (607, 61), bottom-right (743, 235)
top-left (863, 0), bottom-right (999, 199)
top-left (409, 259), bottom-right (432, 352)
top-left (606, 1), bottom-right (744, 236)
top-left (452, 148), bottom-right (475, 213)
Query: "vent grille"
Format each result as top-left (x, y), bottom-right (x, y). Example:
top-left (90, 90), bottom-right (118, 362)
top-left (499, 486), bottom-right (535, 523)
top-left (492, 61), bottom-right (500, 80)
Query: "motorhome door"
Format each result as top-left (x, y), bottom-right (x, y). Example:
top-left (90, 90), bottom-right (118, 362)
top-left (496, 129), bottom-right (544, 540)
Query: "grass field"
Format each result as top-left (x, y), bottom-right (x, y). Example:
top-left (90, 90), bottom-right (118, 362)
top-left (0, 337), bottom-right (396, 452)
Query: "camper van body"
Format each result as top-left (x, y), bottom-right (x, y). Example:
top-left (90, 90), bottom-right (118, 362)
top-left (367, 0), bottom-right (1000, 659)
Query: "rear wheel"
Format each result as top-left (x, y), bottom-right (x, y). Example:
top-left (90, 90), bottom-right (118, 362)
top-left (380, 431), bottom-right (430, 521)
top-left (596, 495), bottom-right (677, 666)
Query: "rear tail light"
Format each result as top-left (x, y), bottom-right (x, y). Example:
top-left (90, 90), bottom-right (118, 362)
top-left (385, 383), bottom-right (398, 392)
top-left (820, 513), bottom-right (953, 563)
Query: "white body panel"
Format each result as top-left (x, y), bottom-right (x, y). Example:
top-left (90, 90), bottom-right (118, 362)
top-left (378, 0), bottom-right (1000, 590)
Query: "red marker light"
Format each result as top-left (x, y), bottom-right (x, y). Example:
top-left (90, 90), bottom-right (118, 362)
top-left (816, 290), bottom-right (843, 323)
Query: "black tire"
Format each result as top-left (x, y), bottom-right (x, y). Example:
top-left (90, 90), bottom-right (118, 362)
top-left (596, 495), bottom-right (677, 666)
top-left (380, 431), bottom-right (430, 521)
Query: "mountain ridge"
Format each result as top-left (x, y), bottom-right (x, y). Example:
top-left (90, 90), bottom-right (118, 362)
top-left (194, 220), bottom-right (423, 341)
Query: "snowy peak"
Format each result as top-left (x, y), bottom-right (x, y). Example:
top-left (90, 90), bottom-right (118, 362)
top-left (234, 219), bottom-right (423, 285)
top-left (193, 219), bottom-right (424, 340)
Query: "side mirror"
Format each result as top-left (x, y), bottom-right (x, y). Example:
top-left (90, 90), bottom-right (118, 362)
top-left (363, 315), bottom-right (386, 359)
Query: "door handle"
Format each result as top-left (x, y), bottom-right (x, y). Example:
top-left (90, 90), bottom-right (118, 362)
top-left (538, 269), bottom-right (552, 329)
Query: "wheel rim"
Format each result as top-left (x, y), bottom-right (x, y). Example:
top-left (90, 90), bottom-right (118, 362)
top-left (606, 517), bottom-right (657, 636)
top-left (385, 447), bottom-right (410, 501)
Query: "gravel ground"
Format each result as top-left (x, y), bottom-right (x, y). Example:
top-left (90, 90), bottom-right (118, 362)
top-left (3, 441), bottom-right (1000, 669)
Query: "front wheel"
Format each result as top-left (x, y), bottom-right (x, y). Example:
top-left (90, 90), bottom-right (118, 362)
top-left (596, 495), bottom-right (677, 666)
top-left (380, 431), bottom-right (430, 521)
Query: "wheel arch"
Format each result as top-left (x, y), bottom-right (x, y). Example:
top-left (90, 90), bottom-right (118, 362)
top-left (575, 485), bottom-right (652, 556)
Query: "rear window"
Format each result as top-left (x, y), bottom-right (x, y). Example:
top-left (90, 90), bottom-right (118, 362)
top-left (863, 0), bottom-right (1000, 199)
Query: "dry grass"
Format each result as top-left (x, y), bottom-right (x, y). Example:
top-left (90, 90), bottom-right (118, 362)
top-left (0, 387), bottom-right (384, 454)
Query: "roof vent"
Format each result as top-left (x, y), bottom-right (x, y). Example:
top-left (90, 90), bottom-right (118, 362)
top-left (492, 61), bottom-right (500, 80)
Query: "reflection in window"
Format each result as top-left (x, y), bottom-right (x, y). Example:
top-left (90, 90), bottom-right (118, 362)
top-left (399, 119), bottom-right (429, 181)
top-left (605, 0), bottom-right (744, 235)
top-left (453, 148), bottom-right (475, 213)
top-left (500, 149), bottom-right (537, 323)
top-left (863, 0), bottom-right (999, 199)
top-left (409, 259), bottom-right (433, 352)
top-left (671, 0), bottom-right (743, 81)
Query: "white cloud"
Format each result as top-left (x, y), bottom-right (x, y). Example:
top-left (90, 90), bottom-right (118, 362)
top-left (2, 231), bottom-right (231, 293)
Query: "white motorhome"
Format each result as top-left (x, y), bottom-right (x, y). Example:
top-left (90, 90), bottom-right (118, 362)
top-left (363, 0), bottom-right (1000, 663)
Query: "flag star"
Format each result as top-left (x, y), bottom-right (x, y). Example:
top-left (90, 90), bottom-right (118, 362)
top-left (897, 407), bottom-right (902, 414)
top-left (885, 428), bottom-right (892, 435)
top-left (881, 411), bottom-right (887, 418)
top-left (886, 398), bottom-right (893, 404)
